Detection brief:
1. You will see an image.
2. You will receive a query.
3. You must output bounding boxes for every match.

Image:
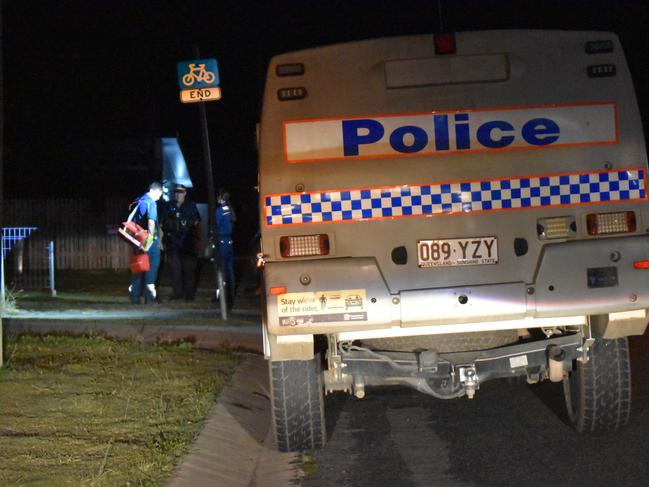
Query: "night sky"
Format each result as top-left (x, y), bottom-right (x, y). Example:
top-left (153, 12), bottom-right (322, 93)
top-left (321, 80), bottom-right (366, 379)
top-left (3, 0), bottom-right (649, 235)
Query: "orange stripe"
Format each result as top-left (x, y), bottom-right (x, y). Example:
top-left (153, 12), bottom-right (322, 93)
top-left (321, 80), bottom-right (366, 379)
top-left (264, 166), bottom-right (645, 199)
top-left (282, 100), bottom-right (616, 125)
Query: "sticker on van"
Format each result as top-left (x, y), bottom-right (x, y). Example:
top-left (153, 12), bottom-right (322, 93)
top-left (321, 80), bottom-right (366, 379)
top-left (283, 102), bottom-right (617, 163)
top-left (277, 289), bottom-right (368, 325)
top-left (265, 167), bottom-right (645, 226)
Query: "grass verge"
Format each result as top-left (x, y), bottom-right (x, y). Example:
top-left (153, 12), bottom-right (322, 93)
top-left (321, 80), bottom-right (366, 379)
top-left (0, 335), bottom-right (242, 486)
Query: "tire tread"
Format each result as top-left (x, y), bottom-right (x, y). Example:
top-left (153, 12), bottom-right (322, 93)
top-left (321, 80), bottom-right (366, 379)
top-left (270, 358), bottom-right (326, 452)
top-left (572, 337), bottom-right (631, 433)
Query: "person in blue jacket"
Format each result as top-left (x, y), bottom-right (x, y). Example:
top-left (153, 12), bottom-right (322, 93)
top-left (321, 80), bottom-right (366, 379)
top-left (216, 190), bottom-right (236, 303)
top-left (129, 181), bottom-right (163, 304)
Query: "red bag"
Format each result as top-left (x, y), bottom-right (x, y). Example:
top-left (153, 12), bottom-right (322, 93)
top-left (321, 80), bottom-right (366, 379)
top-left (130, 252), bottom-right (150, 274)
top-left (119, 221), bottom-right (149, 249)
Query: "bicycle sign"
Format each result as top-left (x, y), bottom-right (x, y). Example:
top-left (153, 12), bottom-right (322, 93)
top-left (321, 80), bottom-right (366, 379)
top-left (177, 58), bottom-right (220, 89)
top-left (177, 58), bottom-right (221, 104)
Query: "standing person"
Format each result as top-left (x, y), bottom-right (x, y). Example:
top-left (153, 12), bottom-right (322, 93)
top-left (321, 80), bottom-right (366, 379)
top-left (216, 190), bottom-right (236, 303)
top-left (129, 181), bottom-right (163, 304)
top-left (161, 184), bottom-right (202, 301)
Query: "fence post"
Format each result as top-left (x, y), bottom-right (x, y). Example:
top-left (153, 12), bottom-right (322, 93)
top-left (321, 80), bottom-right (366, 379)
top-left (1, 230), bottom-right (5, 310)
top-left (49, 240), bottom-right (56, 297)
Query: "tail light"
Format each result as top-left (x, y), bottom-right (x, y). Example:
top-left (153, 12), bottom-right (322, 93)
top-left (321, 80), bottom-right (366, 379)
top-left (280, 234), bottom-right (330, 258)
top-left (586, 211), bottom-right (636, 236)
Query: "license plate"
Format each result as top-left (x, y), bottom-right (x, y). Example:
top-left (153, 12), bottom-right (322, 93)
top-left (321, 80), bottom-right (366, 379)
top-left (417, 237), bottom-right (498, 268)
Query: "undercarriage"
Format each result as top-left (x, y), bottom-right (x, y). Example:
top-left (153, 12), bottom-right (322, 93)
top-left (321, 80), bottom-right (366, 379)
top-left (323, 330), bottom-right (587, 400)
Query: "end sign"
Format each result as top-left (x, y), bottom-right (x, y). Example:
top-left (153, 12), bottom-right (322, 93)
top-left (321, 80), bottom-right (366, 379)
top-left (177, 58), bottom-right (221, 104)
top-left (180, 87), bottom-right (221, 103)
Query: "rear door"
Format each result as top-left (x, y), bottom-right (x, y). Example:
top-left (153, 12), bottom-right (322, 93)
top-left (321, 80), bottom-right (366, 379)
top-left (260, 30), bottom-right (647, 295)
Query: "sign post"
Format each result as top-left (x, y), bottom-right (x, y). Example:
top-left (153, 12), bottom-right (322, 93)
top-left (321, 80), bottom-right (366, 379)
top-left (177, 52), bottom-right (227, 319)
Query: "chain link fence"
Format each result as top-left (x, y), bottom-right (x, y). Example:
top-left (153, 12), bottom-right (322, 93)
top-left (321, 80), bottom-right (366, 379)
top-left (1, 227), bottom-right (56, 295)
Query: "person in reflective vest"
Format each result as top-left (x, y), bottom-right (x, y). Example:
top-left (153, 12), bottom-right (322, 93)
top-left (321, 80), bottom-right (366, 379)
top-left (129, 181), bottom-right (163, 304)
top-left (216, 190), bottom-right (236, 303)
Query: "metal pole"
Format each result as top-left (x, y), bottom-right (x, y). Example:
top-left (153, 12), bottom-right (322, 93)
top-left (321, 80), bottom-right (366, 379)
top-left (49, 240), bottom-right (56, 297)
top-left (0, 249), bottom-right (3, 368)
top-left (193, 46), bottom-right (228, 319)
top-left (1, 0), bottom-right (4, 367)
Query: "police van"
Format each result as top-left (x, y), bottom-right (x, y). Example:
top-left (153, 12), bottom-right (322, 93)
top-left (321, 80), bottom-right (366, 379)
top-left (257, 31), bottom-right (648, 452)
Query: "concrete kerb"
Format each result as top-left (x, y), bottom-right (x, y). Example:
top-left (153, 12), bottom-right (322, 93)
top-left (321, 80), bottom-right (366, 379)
top-left (167, 354), bottom-right (304, 487)
top-left (2, 318), bottom-right (264, 353)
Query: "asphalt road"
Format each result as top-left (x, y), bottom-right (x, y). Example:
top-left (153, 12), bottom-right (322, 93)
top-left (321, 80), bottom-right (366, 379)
top-left (304, 333), bottom-right (649, 487)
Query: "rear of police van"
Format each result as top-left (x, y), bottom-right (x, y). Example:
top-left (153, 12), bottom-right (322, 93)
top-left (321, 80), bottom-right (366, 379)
top-left (258, 31), bottom-right (649, 451)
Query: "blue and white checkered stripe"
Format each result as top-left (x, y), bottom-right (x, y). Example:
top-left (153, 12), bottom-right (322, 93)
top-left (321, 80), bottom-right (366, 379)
top-left (265, 168), bottom-right (646, 226)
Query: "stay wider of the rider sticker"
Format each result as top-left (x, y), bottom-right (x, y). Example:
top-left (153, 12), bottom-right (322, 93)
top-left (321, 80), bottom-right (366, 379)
top-left (277, 289), bottom-right (367, 326)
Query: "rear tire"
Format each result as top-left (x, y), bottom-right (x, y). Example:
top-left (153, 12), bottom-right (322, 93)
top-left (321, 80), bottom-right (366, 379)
top-left (269, 356), bottom-right (326, 452)
top-left (563, 337), bottom-right (631, 432)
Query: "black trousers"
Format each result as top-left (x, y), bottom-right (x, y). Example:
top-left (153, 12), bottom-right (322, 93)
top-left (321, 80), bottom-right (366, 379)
top-left (167, 250), bottom-right (198, 299)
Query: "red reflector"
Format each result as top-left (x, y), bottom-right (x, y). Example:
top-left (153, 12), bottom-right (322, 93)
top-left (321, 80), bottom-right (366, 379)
top-left (270, 286), bottom-right (287, 295)
top-left (586, 211), bottom-right (636, 235)
top-left (434, 32), bottom-right (456, 55)
top-left (633, 261), bottom-right (649, 269)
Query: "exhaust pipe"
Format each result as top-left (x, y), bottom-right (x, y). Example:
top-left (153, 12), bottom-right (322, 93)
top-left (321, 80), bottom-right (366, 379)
top-left (547, 345), bottom-right (566, 383)
top-left (353, 378), bottom-right (365, 399)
